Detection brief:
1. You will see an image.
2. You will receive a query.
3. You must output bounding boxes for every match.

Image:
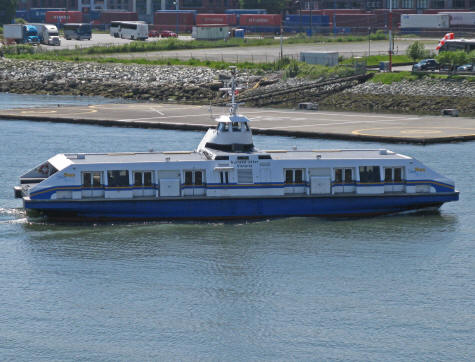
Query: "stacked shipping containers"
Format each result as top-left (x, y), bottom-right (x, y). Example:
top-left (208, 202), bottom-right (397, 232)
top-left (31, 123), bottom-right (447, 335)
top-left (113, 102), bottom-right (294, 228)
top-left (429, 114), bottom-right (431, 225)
top-left (238, 14), bottom-right (282, 33)
top-left (154, 11), bottom-right (196, 32)
top-left (195, 14), bottom-right (237, 26)
top-left (45, 11), bottom-right (83, 25)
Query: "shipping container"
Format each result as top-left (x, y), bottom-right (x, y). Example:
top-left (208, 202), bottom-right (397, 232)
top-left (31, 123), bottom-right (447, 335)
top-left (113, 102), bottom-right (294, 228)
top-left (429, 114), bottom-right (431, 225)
top-left (225, 9), bottom-right (267, 15)
top-left (154, 11), bottom-right (195, 32)
top-left (99, 11), bottom-right (138, 24)
top-left (15, 10), bottom-right (28, 20)
top-left (192, 25), bottom-right (231, 40)
top-left (45, 11), bottom-right (83, 25)
top-left (28, 8), bottom-right (65, 23)
top-left (400, 14), bottom-right (449, 29)
top-left (300, 51), bottom-right (338, 66)
top-left (334, 14), bottom-right (385, 28)
top-left (284, 15), bottom-right (330, 25)
top-left (196, 14), bottom-right (237, 26)
top-left (440, 12), bottom-right (475, 26)
top-left (239, 14), bottom-right (282, 27)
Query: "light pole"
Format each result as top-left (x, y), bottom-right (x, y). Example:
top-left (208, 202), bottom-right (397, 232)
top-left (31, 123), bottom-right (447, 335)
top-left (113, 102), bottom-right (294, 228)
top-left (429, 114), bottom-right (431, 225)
top-left (174, 0), bottom-right (179, 35)
top-left (388, 0), bottom-right (393, 71)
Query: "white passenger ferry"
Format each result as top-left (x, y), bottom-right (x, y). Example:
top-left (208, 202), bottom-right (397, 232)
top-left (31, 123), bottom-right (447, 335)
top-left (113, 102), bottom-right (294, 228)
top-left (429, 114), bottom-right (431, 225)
top-left (15, 69), bottom-right (458, 221)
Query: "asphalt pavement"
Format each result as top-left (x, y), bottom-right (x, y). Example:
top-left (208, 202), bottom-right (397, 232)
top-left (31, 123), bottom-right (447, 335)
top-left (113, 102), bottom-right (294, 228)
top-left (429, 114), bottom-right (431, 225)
top-left (1, 103), bottom-right (473, 144)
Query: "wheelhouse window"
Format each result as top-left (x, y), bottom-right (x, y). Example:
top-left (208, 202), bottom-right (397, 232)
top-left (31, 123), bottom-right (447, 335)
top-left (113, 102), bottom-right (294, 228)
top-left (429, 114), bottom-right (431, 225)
top-left (184, 170), bottom-right (203, 186)
top-left (134, 171), bottom-right (153, 187)
top-left (217, 122), bottom-right (229, 132)
top-left (285, 169), bottom-right (304, 184)
top-left (107, 170), bottom-right (129, 187)
top-left (82, 172), bottom-right (102, 187)
top-left (359, 166), bottom-right (381, 183)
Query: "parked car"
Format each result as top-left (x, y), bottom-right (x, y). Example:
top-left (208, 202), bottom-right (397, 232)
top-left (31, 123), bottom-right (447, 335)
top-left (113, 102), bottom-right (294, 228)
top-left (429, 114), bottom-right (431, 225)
top-left (160, 30), bottom-right (178, 38)
top-left (456, 64), bottom-right (473, 72)
top-left (148, 29), bottom-right (160, 37)
top-left (412, 59), bottom-right (439, 71)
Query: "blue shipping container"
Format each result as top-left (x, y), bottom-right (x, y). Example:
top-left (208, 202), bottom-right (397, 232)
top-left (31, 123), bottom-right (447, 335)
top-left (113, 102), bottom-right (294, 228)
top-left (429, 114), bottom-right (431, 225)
top-left (15, 10), bottom-right (28, 20)
top-left (284, 15), bottom-right (330, 25)
top-left (240, 26), bottom-right (280, 34)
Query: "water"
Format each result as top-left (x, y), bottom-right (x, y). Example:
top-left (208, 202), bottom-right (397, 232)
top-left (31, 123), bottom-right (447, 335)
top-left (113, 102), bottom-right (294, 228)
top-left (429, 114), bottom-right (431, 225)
top-left (1, 94), bottom-right (474, 360)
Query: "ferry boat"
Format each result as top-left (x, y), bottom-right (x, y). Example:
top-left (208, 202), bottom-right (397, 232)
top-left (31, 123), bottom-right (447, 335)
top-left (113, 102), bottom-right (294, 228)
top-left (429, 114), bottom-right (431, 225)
top-left (14, 69), bottom-right (458, 221)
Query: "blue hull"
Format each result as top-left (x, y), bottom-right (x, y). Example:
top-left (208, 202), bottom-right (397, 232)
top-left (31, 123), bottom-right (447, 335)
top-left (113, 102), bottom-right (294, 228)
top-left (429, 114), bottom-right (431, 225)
top-left (24, 193), bottom-right (459, 221)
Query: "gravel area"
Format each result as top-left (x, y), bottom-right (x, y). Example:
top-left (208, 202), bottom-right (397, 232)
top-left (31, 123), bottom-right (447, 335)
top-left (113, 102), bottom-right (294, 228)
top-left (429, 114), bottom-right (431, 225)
top-left (346, 78), bottom-right (475, 97)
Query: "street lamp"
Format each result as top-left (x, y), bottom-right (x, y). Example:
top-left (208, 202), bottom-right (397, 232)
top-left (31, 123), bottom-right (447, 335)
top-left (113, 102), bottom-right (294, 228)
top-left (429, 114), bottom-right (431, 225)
top-left (173, 0), bottom-right (179, 35)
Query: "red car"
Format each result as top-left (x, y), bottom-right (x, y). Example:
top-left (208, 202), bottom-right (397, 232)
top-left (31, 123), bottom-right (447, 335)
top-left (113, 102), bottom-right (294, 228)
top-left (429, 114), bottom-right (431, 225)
top-left (148, 30), bottom-right (160, 37)
top-left (160, 30), bottom-right (178, 38)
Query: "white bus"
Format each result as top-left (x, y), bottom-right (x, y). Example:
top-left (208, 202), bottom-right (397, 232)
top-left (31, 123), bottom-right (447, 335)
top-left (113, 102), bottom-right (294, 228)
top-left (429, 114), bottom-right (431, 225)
top-left (110, 21), bottom-right (148, 41)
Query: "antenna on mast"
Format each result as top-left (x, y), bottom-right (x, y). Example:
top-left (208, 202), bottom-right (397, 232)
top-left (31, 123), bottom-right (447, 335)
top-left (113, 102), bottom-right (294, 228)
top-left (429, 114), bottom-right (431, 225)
top-left (218, 66), bottom-right (244, 117)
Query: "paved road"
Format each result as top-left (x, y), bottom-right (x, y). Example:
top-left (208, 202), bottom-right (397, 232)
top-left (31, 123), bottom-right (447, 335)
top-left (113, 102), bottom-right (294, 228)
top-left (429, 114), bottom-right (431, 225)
top-left (103, 39), bottom-right (439, 62)
top-left (1, 103), bottom-right (473, 144)
top-left (36, 34), bottom-right (438, 62)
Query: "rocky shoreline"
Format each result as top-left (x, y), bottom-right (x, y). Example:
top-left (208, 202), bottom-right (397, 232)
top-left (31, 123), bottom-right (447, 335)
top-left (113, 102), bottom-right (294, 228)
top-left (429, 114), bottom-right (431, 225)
top-left (1, 59), bottom-right (474, 116)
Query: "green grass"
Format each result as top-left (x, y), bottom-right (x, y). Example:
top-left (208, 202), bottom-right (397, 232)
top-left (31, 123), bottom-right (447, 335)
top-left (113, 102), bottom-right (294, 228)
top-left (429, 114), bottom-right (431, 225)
top-left (370, 71), bottom-right (475, 84)
top-left (341, 54), bottom-right (412, 67)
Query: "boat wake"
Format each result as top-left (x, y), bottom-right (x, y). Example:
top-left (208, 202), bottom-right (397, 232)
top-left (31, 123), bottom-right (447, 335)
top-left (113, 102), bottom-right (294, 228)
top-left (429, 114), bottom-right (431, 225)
top-left (0, 208), bottom-right (28, 224)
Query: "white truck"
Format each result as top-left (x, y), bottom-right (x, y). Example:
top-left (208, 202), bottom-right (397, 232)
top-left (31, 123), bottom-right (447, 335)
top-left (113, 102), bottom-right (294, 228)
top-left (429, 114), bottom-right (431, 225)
top-left (3, 24), bottom-right (40, 44)
top-left (30, 24), bottom-right (61, 46)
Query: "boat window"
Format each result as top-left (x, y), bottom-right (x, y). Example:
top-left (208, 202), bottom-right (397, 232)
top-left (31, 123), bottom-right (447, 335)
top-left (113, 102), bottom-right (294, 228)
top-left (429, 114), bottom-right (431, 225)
top-left (83, 172), bottom-right (102, 187)
top-left (108, 170), bottom-right (129, 187)
top-left (92, 172), bottom-right (102, 187)
top-left (394, 168), bottom-right (402, 182)
top-left (223, 123), bottom-right (229, 132)
top-left (237, 156), bottom-right (249, 160)
top-left (185, 170), bottom-right (204, 186)
top-left (220, 171), bottom-right (229, 184)
top-left (285, 170), bottom-right (293, 184)
top-left (83, 172), bottom-right (92, 187)
top-left (184, 171), bottom-right (193, 186)
top-left (359, 166), bottom-right (381, 183)
top-left (285, 169), bottom-right (305, 184)
top-left (144, 172), bottom-right (153, 186)
top-left (217, 122), bottom-right (225, 131)
top-left (195, 171), bottom-right (203, 185)
top-left (258, 155), bottom-right (271, 160)
top-left (384, 167), bottom-right (404, 182)
top-left (244, 123), bottom-right (250, 131)
top-left (232, 122), bottom-right (240, 131)
top-left (134, 171), bottom-right (153, 186)
top-left (295, 169), bottom-right (303, 183)
top-left (335, 169), bottom-right (343, 183)
top-left (384, 168), bottom-right (392, 182)
top-left (215, 156), bottom-right (229, 160)
top-left (344, 169), bottom-right (352, 183)
top-left (335, 168), bottom-right (354, 183)
top-left (134, 172), bottom-right (142, 186)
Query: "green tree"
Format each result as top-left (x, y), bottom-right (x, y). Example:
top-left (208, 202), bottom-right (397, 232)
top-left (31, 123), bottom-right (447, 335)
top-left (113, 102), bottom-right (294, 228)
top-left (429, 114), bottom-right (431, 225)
top-left (407, 41), bottom-right (429, 62)
top-left (436, 50), bottom-right (470, 71)
top-left (239, 0), bottom-right (288, 14)
top-left (0, 0), bottom-right (17, 26)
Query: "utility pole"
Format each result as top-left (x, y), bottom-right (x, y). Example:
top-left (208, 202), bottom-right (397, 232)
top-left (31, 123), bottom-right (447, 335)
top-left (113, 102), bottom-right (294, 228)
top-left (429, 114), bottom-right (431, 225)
top-left (388, 0), bottom-right (393, 72)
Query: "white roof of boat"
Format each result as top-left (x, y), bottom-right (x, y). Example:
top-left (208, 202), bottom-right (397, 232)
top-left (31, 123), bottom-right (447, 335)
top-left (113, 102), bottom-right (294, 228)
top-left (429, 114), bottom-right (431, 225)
top-left (59, 148), bottom-right (410, 165)
top-left (215, 114), bottom-right (251, 123)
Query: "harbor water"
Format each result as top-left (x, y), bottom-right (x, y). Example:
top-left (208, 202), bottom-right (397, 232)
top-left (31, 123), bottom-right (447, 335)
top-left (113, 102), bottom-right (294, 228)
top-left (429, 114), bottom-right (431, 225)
top-left (0, 94), bottom-right (474, 360)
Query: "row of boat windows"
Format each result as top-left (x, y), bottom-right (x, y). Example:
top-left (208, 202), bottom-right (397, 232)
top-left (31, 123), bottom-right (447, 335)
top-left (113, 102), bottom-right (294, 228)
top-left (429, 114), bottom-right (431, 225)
top-left (217, 122), bottom-right (250, 132)
top-left (82, 166), bottom-right (404, 187)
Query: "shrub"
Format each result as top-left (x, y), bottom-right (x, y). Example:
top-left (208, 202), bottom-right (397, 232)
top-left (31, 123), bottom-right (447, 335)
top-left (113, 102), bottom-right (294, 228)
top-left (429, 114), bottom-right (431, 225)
top-left (407, 41), bottom-right (429, 62)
